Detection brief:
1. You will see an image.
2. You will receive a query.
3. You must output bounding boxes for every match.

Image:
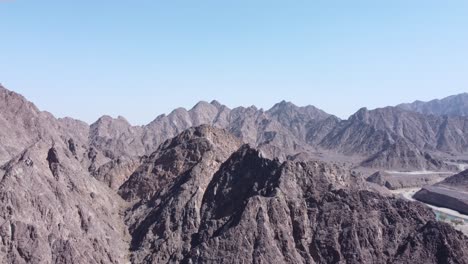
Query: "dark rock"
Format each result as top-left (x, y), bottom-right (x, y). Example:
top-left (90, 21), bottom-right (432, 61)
top-left (67, 138), bottom-right (77, 156)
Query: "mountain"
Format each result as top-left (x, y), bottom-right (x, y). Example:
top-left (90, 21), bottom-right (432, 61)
top-left (89, 99), bottom-right (333, 163)
top-left (0, 86), bottom-right (129, 263)
top-left (84, 89), bottom-right (468, 173)
top-left (398, 93), bottom-right (468, 117)
top-left (361, 138), bottom-right (447, 171)
top-left (120, 129), bottom-right (467, 263)
top-left (0, 87), bottom-right (89, 165)
top-left (1, 84), bottom-right (468, 263)
top-left (320, 106), bottom-right (468, 170)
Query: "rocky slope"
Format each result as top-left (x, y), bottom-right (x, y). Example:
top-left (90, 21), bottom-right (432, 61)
top-left (414, 169), bottom-right (468, 215)
top-left (0, 86), bottom-right (129, 263)
top-left (398, 93), bottom-right (468, 117)
top-left (361, 139), bottom-right (449, 171)
top-left (0, 87), bottom-right (89, 165)
top-left (121, 129), bottom-right (468, 263)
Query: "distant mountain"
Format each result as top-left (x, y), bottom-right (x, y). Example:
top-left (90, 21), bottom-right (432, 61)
top-left (398, 93), bottom-right (468, 117)
top-left (90, 99), bottom-right (334, 163)
top-left (319, 106), bottom-right (468, 170)
top-left (89, 101), bottom-right (468, 172)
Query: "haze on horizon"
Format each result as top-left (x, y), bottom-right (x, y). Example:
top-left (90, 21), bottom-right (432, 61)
top-left (1, 0), bottom-right (467, 125)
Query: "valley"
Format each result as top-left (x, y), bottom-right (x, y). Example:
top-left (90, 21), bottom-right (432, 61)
top-left (391, 187), bottom-right (468, 234)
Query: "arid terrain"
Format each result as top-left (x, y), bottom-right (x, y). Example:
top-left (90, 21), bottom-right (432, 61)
top-left (1, 85), bottom-right (468, 263)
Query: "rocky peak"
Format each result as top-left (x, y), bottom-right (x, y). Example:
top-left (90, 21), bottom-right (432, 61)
top-left (92, 115), bottom-right (132, 130)
top-left (90, 114), bottom-right (144, 159)
top-left (349, 107), bottom-right (369, 122)
top-left (210, 100), bottom-right (223, 109)
top-left (0, 85), bottom-right (41, 116)
top-left (267, 100), bottom-right (329, 120)
top-left (118, 125), bottom-right (242, 201)
top-left (201, 144), bottom-right (282, 219)
top-left (191, 100), bottom-right (215, 111)
top-left (269, 100), bottom-right (296, 111)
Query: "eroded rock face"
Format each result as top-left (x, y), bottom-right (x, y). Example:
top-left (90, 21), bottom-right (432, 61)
top-left (0, 142), bottom-right (129, 264)
top-left (121, 136), bottom-right (468, 263)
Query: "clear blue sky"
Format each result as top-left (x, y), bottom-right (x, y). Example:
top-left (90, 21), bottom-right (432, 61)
top-left (1, 0), bottom-right (467, 125)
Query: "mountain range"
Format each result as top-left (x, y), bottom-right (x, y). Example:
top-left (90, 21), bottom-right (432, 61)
top-left (398, 93), bottom-right (468, 117)
top-left (1, 84), bottom-right (468, 263)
